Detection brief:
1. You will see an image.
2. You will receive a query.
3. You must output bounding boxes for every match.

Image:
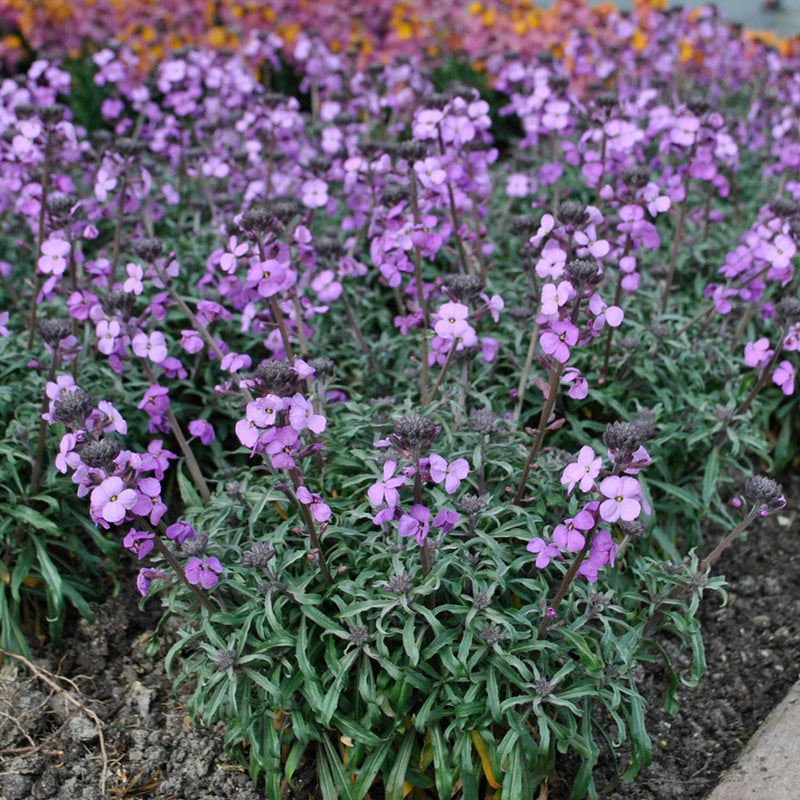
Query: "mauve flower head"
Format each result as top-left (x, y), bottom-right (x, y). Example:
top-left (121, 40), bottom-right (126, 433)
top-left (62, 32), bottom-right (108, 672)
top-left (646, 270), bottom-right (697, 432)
top-left (744, 337), bottom-right (773, 368)
top-left (772, 360), bottom-right (795, 395)
top-left (166, 520), bottom-right (196, 544)
top-left (527, 536), bottom-right (560, 569)
top-left (598, 476), bottom-right (642, 523)
top-left (552, 508), bottom-right (594, 552)
top-left (185, 556), bottom-right (223, 589)
top-left (398, 504), bottom-right (431, 547)
top-left (188, 419), bottom-right (215, 445)
top-left (91, 476), bottom-right (138, 525)
top-left (540, 320), bottom-right (578, 364)
top-left (428, 454), bottom-right (469, 494)
top-left (561, 446), bottom-right (602, 494)
top-left (432, 508), bottom-right (460, 534)
top-left (123, 528), bottom-right (155, 559)
top-left (137, 568), bottom-right (166, 597)
top-left (132, 331), bottom-right (168, 363)
top-left (296, 486), bottom-right (332, 522)
top-left (368, 460), bottom-right (406, 507)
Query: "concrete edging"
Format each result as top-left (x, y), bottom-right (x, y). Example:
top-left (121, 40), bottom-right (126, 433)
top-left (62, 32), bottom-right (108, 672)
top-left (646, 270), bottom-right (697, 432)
top-left (706, 680), bottom-right (800, 799)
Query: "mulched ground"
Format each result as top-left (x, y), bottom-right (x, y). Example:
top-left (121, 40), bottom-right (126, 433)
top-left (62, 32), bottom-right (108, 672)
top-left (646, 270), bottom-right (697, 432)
top-left (1, 481), bottom-right (798, 800)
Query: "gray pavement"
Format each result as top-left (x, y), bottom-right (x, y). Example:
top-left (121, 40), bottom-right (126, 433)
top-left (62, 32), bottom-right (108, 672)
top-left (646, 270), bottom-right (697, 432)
top-left (544, 1), bottom-right (800, 33)
top-left (706, 680), bottom-right (800, 799)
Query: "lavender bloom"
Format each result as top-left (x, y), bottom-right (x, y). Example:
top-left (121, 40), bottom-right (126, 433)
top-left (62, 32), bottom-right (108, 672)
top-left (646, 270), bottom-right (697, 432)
top-left (398, 504), bottom-right (431, 547)
top-left (185, 557), bottom-right (223, 589)
top-left (90, 476), bottom-right (138, 525)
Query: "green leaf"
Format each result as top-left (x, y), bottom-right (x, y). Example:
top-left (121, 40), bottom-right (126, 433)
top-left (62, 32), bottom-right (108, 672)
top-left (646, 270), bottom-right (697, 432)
top-left (384, 729), bottom-right (415, 800)
top-left (177, 468), bottom-right (202, 508)
top-left (352, 740), bottom-right (392, 798)
top-left (502, 742), bottom-right (524, 799)
top-left (486, 666), bottom-right (501, 722)
top-left (320, 648), bottom-right (359, 725)
top-left (284, 740), bottom-right (307, 789)
top-left (320, 736), bottom-right (358, 800)
top-left (702, 446), bottom-right (720, 507)
top-left (402, 615), bottom-right (420, 667)
top-left (31, 538), bottom-right (64, 616)
top-left (262, 716), bottom-right (283, 800)
top-left (430, 723), bottom-right (456, 800)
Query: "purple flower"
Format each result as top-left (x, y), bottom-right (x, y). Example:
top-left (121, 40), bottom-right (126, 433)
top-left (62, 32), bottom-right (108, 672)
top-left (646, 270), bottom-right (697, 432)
top-left (368, 460), bottom-right (406, 507)
top-left (166, 520), bottom-right (196, 544)
top-left (398, 504), bottom-right (431, 547)
top-left (432, 508), bottom-right (460, 534)
top-left (132, 331), bottom-right (168, 364)
top-left (772, 360), bottom-right (795, 395)
top-left (37, 237), bottom-right (70, 276)
top-left (526, 537), bottom-right (560, 569)
top-left (301, 178), bottom-right (329, 209)
top-left (123, 263), bottom-right (144, 295)
top-left (96, 319), bottom-right (121, 355)
top-left (98, 400), bottom-right (127, 434)
top-left (123, 528), bottom-right (155, 560)
top-left (428, 454), bottom-right (469, 494)
top-left (138, 385), bottom-right (170, 433)
top-left (137, 568), bottom-right (166, 597)
top-left (540, 281), bottom-right (572, 316)
top-left (598, 476), bottom-right (642, 523)
top-left (561, 446), bottom-right (602, 494)
top-left (91, 476), bottom-right (138, 525)
top-left (744, 338), bottom-right (773, 368)
top-left (185, 556), bottom-right (223, 589)
top-left (552, 509), bottom-right (595, 552)
top-left (288, 394), bottom-right (326, 434)
top-left (578, 530), bottom-right (617, 583)
top-left (434, 301), bottom-right (471, 340)
top-left (562, 368), bottom-right (588, 399)
top-left (0, 311), bottom-right (8, 337)
top-left (540, 321), bottom-right (579, 364)
top-left (188, 419), bottom-right (215, 445)
top-left (265, 426), bottom-right (299, 470)
top-left (296, 486), bottom-right (332, 522)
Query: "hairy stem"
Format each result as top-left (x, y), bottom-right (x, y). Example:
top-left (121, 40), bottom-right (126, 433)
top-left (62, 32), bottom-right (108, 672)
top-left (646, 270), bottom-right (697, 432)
top-left (27, 130), bottom-right (53, 350)
top-left (660, 151), bottom-right (694, 313)
top-left (408, 166), bottom-right (431, 403)
top-left (288, 468), bottom-right (333, 585)
top-left (139, 358), bottom-right (211, 503)
top-left (29, 351), bottom-right (61, 497)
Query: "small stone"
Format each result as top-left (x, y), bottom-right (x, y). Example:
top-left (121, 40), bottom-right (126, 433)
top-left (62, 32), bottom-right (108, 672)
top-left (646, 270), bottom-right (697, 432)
top-left (753, 615), bottom-right (771, 630)
top-left (763, 577), bottom-right (781, 595)
top-left (3, 774), bottom-right (33, 800)
top-left (737, 575), bottom-right (757, 596)
top-left (67, 715), bottom-right (98, 742)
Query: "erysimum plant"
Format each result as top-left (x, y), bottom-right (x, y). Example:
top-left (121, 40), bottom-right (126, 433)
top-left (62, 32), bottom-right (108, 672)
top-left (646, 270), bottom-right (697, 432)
top-left (3, 5), bottom-right (798, 798)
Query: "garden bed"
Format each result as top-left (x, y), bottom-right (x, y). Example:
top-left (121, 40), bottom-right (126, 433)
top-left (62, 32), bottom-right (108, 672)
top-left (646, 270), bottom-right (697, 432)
top-left (2, 478), bottom-right (797, 800)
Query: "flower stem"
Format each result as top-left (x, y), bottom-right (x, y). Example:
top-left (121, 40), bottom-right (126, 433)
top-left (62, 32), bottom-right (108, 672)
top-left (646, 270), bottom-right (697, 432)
top-left (513, 321), bottom-right (539, 422)
top-left (27, 130), bottom-right (53, 350)
top-left (139, 358), bottom-right (211, 503)
top-left (146, 525), bottom-right (216, 613)
top-left (660, 154), bottom-right (694, 313)
top-left (513, 363), bottom-right (564, 504)
top-left (427, 341), bottom-right (457, 404)
top-left (110, 163), bottom-right (130, 285)
top-left (288, 468), bottom-right (333, 585)
top-left (537, 529), bottom-right (597, 639)
top-left (29, 351), bottom-right (61, 497)
top-left (408, 166), bottom-right (431, 404)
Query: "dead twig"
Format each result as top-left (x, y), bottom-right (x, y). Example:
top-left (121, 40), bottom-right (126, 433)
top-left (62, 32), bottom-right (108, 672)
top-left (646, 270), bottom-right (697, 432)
top-left (0, 648), bottom-right (109, 793)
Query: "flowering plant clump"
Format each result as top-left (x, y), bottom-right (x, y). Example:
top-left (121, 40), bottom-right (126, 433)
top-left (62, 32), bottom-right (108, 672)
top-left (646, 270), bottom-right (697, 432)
top-left (1, 2), bottom-right (797, 797)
